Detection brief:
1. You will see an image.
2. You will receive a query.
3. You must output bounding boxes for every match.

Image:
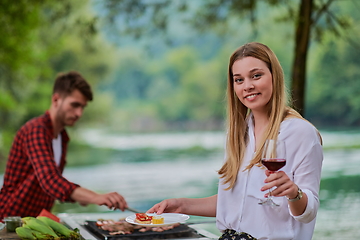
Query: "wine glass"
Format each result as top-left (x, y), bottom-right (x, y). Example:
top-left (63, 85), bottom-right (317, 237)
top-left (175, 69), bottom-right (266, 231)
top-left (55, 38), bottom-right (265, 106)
top-left (258, 139), bottom-right (286, 207)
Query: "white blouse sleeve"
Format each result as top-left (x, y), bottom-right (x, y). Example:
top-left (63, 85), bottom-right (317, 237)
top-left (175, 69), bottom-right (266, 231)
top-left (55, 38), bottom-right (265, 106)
top-left (280, 118), bottom-right (323, 223)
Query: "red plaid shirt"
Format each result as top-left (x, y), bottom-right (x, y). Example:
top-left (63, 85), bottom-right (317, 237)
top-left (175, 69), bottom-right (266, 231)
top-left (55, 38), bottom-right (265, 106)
top-left (0, 111), bottom-right (79, 218)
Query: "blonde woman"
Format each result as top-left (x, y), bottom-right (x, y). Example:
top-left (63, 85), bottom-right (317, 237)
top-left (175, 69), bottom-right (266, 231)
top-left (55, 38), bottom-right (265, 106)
top-left (148, 42), bottom-right (323, 240)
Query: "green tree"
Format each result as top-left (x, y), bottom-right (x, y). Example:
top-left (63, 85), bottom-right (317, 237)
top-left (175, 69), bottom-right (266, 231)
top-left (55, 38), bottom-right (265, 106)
top-left (305, 0), bottom-right (360, 128)
top-left (101, 0), bottom-right (352, 115)
top-left (306, 36), bottom-right (360, 127)
top-left (0, 0), bottom-right (118, 161)
top-left (157, 46), bottom-right (226, 129)
top-left (102, 44), bottom-right (227, 132)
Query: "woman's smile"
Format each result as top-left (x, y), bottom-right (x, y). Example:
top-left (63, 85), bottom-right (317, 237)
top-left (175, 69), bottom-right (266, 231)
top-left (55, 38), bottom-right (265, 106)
top-left (244, 93), bottom-right (261, 100)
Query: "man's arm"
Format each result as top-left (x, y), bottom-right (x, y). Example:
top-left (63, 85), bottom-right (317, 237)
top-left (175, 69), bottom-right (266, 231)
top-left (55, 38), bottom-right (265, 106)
top-left (27, 125), bottom-right (79, 202)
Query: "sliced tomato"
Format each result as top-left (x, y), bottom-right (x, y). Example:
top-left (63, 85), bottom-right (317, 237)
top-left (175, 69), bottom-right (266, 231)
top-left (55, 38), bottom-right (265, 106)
top-left (135, 213), bottom-right (152, 221)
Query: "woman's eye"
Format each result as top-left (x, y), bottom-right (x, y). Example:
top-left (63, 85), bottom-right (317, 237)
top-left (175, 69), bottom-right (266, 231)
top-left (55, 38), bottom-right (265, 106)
top-left (253, 73), bottom-right (262, 79)
top-left (234, 78), bottom-right (243, 83)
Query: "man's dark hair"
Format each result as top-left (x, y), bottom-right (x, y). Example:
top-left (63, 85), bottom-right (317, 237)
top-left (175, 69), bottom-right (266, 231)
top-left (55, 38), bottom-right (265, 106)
top-left (53, 71), bottom-right (93, 101)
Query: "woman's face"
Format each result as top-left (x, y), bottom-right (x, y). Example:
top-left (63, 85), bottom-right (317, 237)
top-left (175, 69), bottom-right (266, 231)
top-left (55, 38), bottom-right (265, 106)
top-left (232, 56), bottom-right (273, 113)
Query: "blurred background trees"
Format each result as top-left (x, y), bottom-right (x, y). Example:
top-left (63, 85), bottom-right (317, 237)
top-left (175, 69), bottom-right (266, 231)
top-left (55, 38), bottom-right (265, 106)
top-left (1, 0), bottom-right (360, 161)
top-left (0, 0), bottom-right (118, 159)
top-left (102, 0), bottom-right (354, 114)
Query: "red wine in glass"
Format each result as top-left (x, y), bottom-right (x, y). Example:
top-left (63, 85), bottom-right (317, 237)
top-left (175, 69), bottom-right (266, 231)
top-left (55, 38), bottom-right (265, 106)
top-left (259, 140), bottom-right (286, 207)
top-left (261, 158), bottom-right (286, 172)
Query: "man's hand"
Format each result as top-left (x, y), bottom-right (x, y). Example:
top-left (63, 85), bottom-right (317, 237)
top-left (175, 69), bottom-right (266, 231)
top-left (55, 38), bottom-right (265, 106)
top-left (71, 187), bottom-right (128, 211)
top-left (93, 192), bottom-right (128, 211)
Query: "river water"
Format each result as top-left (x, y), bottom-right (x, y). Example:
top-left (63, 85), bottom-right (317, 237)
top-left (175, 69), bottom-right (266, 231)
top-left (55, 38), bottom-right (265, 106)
top-left (1, 130), bottom-right (360, 239)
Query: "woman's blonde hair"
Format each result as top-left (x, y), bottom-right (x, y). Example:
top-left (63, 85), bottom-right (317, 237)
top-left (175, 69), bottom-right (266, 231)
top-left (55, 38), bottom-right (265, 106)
top-left (218, 42), bottom-right (303, 190)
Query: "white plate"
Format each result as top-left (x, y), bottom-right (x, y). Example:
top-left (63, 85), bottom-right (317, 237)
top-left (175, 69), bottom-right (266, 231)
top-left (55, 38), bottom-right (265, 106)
top-left (125, 213), bottom-right (189, 227)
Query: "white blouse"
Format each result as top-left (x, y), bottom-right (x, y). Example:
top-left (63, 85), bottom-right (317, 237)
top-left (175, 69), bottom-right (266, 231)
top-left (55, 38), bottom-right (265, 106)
top-left (216, 116), bottom-right (323, 240)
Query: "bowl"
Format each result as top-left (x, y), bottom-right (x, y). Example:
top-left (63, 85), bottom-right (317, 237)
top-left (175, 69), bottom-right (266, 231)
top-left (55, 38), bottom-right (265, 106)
top-left (3, 216), bottom-right (22, 232)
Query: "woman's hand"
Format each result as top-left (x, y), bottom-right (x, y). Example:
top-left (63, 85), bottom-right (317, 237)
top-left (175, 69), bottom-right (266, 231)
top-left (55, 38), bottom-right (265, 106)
top-left (261, 170), bottom-right (308, 216)
top-left (261, 170), bottom-right (298, 199)
top-left (148, 195), bottom-right (217, 217)
top-left (147, 198), bottom-right (183, 215)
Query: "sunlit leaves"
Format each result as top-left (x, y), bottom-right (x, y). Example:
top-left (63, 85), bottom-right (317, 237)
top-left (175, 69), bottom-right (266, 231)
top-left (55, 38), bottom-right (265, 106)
top-left (0, 0), bottom-right (118, 158)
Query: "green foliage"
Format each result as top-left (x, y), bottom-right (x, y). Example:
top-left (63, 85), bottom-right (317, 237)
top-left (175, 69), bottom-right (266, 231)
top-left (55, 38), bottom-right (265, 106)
top-left (0, 0), bottom-right (51, 133)
top-left (1, 0), bottom-right (360, 163)
top-left (0, 0), bottom-right (120, 160)
top-left (105, 147), bottom-right (221, 164)
top-left (306, 35), bottom-right (360, 127)
top-left (100, 44), bottom-right (228, 132)
top-left (306, 1), bottom-right (360, 127)
top-left (65, 141), bottom-right (113, 167)
top-left (152, 46), bottom-right (225, 122)
top-left (91, 0), bottom-right (360, 132)
top-left (98, 0), bottom-right (357, 123)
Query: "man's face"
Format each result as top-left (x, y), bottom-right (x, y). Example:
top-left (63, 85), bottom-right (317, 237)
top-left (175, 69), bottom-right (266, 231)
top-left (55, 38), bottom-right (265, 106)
top-left (54, 89), bottom-right (88, 127)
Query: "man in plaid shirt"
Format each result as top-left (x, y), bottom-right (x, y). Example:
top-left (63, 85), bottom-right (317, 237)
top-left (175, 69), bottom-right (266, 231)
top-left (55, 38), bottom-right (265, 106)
top-left (0, 71), bottom-right (128, 218)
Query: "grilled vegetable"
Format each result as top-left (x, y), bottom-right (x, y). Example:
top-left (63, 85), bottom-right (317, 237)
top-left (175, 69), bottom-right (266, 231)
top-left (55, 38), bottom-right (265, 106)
top-left (37, 216), bottom-right (81, 239)
top-left (22, 217), bottom-right (59, 239)
top-left (15, 227), bottom-right (36, 240)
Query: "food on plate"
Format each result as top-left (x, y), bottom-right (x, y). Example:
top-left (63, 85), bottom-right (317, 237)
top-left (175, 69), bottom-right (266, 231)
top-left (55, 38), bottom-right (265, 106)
top-left (97, 219), bottom-right (136, 235)
top-left (135, 213), bottom-right (153, 224)
top-left (134, 213), bottom-right (164, 224)
top-left (152, 215), bottom-right (164, 224)
top-left (95, 218), bottom-right (180, 235)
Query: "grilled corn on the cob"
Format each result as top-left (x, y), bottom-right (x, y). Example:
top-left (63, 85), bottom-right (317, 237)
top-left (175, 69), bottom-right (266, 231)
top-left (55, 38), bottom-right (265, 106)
top-left (37, 216), bottom-right (80, 239)
top-left (15, 227), bottom-right (36, 240)
top-left (21, 217), bottom-right (59, 239)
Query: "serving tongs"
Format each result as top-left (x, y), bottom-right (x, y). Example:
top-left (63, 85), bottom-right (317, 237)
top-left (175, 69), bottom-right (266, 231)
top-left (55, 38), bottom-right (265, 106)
top-left (125, 207), bottom-right (141, 213)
